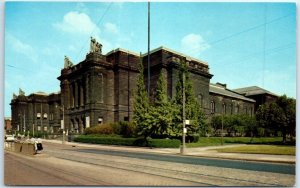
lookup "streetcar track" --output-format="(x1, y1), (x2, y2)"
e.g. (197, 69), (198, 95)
(46, 149), (282, 186)
(52, 152), (213, 186)
(5, 152), (113, 185)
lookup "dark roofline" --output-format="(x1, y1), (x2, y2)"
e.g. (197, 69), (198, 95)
(233, 86), (279, 97)
(141, 46), (208, 66)
(210, 83), (256, 103)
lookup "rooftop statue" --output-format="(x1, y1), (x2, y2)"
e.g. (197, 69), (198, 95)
(90, 37), (103, 54)
(13, 93), (17, 99)
(64, 55), (73, 68)
(19, 88), (25, 96)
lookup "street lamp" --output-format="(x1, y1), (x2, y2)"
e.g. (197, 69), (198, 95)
(221, 103), (225, 145)
(56, 104), (65, 144)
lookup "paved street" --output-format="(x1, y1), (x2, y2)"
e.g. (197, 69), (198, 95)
(4, 141), (295, 186)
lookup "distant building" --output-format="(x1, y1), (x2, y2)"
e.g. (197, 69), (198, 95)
(4, 117), (11, 131)
(142, 46), (212, 115)
(57, 46), (140, 133)
(209, 83), (255, 117)
(10, 38), (275, 134)
(10, 90), (61, 133)
(233, 86), (278, 111)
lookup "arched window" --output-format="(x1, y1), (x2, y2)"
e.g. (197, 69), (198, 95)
(210, 101), (215, 114)
(223, 103), (226, 114)
(235, 105), (239, 114)
(198, 94), (203, 107)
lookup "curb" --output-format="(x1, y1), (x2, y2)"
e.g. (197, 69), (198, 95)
(42, 140), (295, 165)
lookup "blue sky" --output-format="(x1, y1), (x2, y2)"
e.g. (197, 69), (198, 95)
(4, 2), (296, 117)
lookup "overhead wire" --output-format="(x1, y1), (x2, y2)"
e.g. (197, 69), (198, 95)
(6, 64), (35, 73)
(74, 2), (113, 63)
(238, 43), (295, 64)
(208, 12), (293, 46)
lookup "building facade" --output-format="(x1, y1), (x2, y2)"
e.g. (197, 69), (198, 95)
(142, 46), (213, 115)
(10, 90), (61, 133)
(4, 117), (12, 132)
(9, 39), (271, 134)
(209, 83), (255, 116)
(57, 39), (140, 133)
(233, 86), (278, 112)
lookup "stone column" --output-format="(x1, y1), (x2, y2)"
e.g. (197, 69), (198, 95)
(79, 119), (83, 134)
(80, 81), (84, 106)
(69, 84), (74, 108)
(85, 75), (89, 104)
(74, 81), (78, 107)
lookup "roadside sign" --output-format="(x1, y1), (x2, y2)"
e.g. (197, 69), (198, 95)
(183, 127), (187, 134)
(61, 120), (64, 129)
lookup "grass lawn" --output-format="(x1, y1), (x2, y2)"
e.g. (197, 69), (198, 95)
(186, 137), (292, 148)
(215, 145), (296, 155)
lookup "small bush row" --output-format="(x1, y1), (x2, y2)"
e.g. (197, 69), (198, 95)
(84, 121), (137, 137)
(74, 135), (181, 148)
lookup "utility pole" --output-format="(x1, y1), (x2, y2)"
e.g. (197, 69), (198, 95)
(62, 105), (65, 144)
(58, 104), (65, 144)
(127, 51), (130, 121)
(221, 103), (224, 145)
(41, 103), (43, 132)
(147, 1), (150, 97)
(181, 69), (186, 154)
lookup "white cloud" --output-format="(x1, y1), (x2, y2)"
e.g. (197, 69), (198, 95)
(53, 11), (100, 37)
(6, 33), (38, 62)
(104, 22), (119, 34)
(181, 33), (210, 57)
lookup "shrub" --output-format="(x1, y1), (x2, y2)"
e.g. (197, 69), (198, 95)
(74, 135), (136, 146)
(74, 135), (181, 148)
(84, 123), (114, 135)
(111, 122), (122, 135)
(148, 138), (181, 148)
(120, 121), (137, 138)
(186, 134), (200, 143)
(111, 121), (137, 138)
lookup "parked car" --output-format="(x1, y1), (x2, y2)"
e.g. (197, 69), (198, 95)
(5, 135), (15, 142)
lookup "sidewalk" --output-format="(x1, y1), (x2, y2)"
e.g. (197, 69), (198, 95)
(42, 139), (295, 164)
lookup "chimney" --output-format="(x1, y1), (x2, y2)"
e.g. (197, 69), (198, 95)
(216, 82), (227, 88)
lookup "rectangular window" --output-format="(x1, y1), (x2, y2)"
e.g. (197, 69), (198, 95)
(210, 101), (215, 114)
(223, 104), (226, 114)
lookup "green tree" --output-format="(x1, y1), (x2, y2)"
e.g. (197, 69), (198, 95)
(275, 95), (296, 142)
(133, 58), (152, 138)
(256, 95), (295, 143)
(173, 61), (206, 137)
(150, 71), (174, 137)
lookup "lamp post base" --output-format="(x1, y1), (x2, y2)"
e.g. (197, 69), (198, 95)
(180, 145), (186, 155)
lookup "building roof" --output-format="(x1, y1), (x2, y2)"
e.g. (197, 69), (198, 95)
(32, 91), (48, 96)
(209, 83), (256, 102)
(141, 46), (208, 66)
(106, 48), (140, 57)
(233, 86), (278, 97)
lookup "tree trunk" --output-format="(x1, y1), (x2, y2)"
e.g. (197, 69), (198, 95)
(282, 129), (286, 143)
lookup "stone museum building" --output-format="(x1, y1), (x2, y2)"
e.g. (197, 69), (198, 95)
(10, 38), (278, 134)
